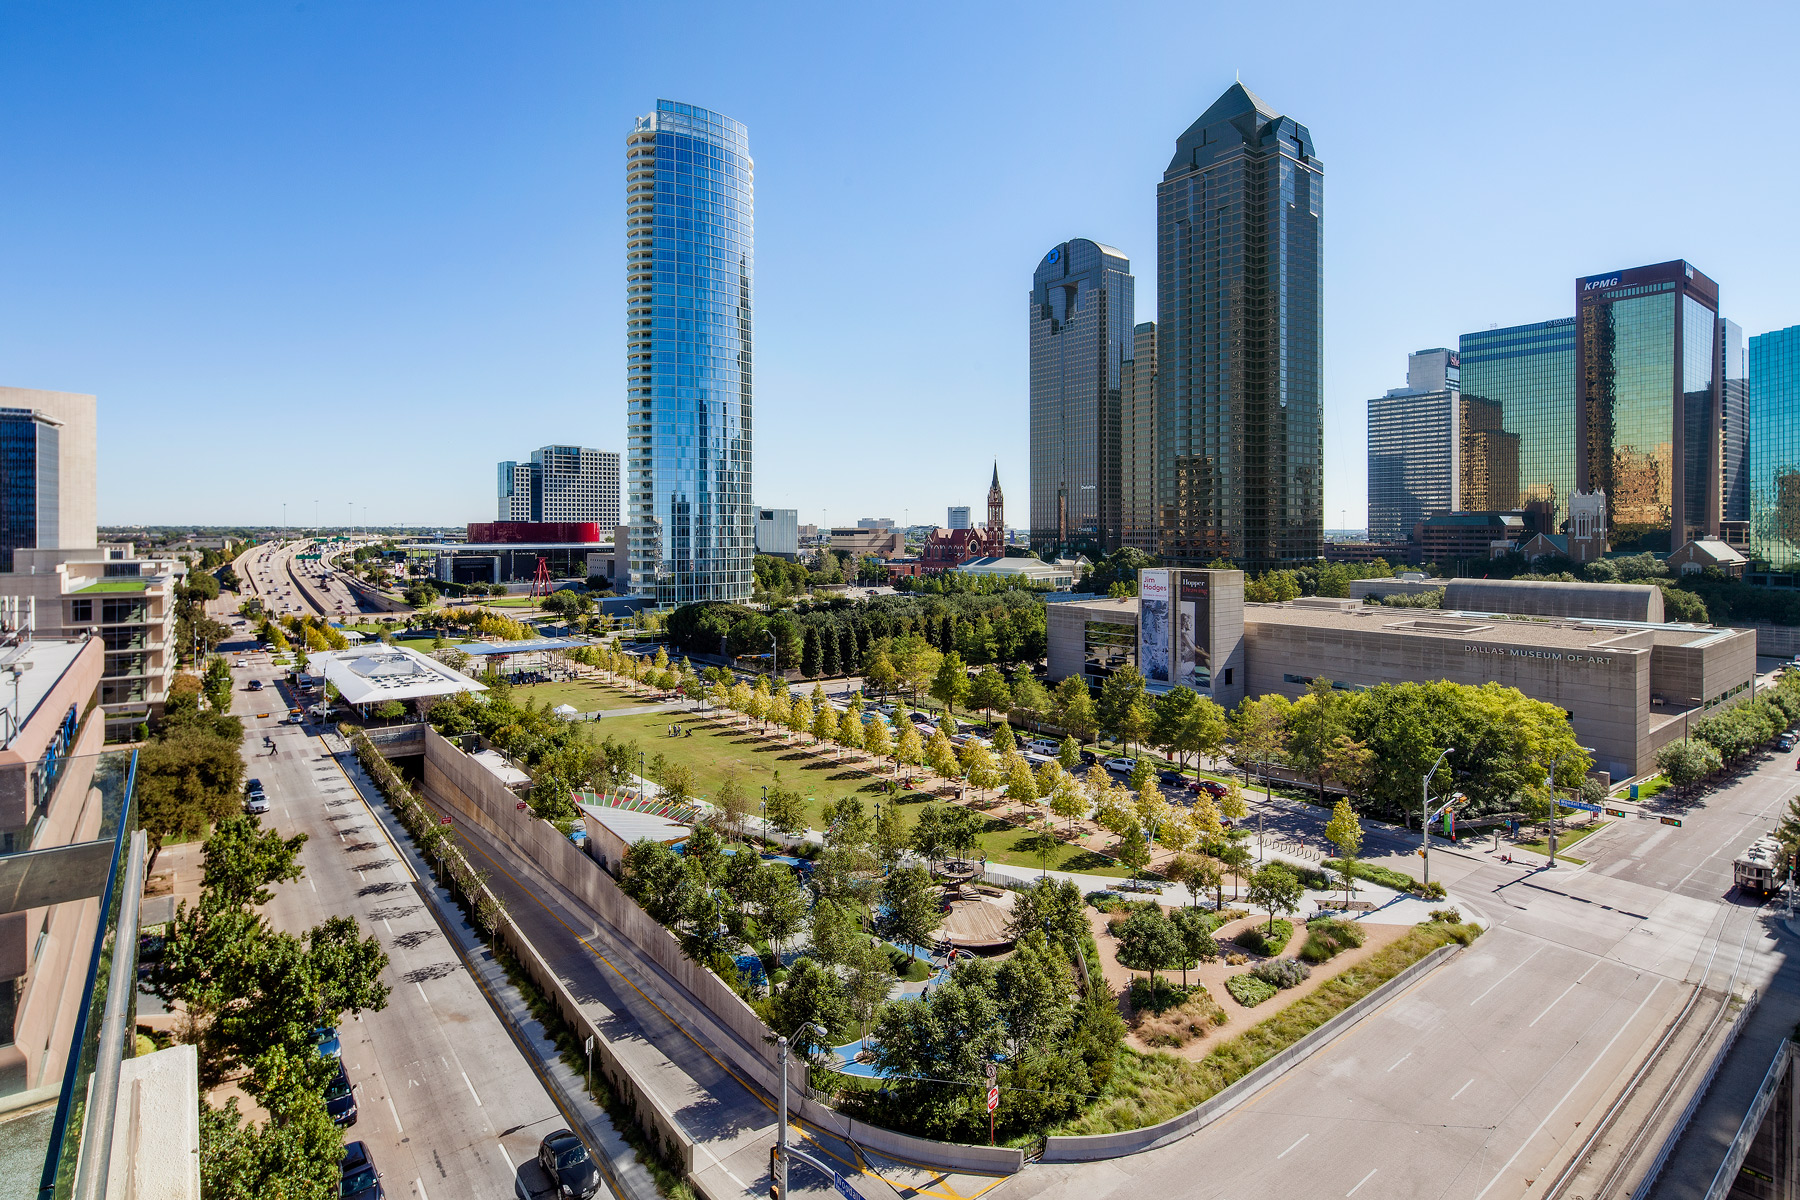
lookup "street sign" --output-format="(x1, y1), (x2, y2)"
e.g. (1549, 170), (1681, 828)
(987, 1086), (999, 1113)
(585, 1034), (594, 1054)
(439, 816), (452, 825)
(1661, 816), (1683, 827)
(1558, 800), (1606, 815)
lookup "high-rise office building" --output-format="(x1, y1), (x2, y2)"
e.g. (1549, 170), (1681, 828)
(0, 388), (95, 572)
(1122, 321), (1157, 553)
(1030, 239), (1133, 556)
(1366, 350), (1457, 544)
(1459, 318), (1577, 529)
(1575, 261), (1721, 550)
(1156, 82), (1323, 568)
(625, 100), (754, 603)
(946, 507), (971, 530)
(496, 447), (620, 527)
(1720, 318), (1749, 536)
(1750, 325), (1800, 570)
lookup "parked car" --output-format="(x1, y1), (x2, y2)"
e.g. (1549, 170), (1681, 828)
(324, 1060), (357, 1125)
(245, 792), (269, 815)
(1781, 732), (1797, 751)
(1079, 749), (1099, 767)
(340, 1141), (382, 1200)
(909, 712), (935, 726)
(1104, 757), (1138, 774)
(1190, 779), (1228, 798)
(537, 1129), (602, 1200)
(1025, 738), (1060, 756)
(1158, 770), (1185, 787)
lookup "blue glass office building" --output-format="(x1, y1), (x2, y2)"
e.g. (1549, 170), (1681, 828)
(1459, 319), (1576, 529)
(1750, 325), (1800, 570)
(0, 407), (60, 573)
(625, 101), (754, 603)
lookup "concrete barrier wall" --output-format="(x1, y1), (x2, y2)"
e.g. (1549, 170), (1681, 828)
(1749, 623), (1800, 660)
(1040, 942), (1460, 1162)
(486, 899), (696, 1174)
(419, 727), (1024, 1174)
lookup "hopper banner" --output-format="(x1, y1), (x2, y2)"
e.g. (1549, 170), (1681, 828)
(1177, 572), (1211, 690)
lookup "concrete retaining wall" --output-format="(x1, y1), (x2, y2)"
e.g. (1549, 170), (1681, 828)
(1040, 942), (1461, 1162)
(419, 727), (1023, 1173)
(1749, 623), (1800, 659)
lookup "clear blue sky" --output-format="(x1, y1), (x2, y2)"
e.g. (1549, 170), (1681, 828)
(4, 1), (1797, 532)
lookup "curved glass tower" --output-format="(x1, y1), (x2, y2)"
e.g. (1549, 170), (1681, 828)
(626, 100), (754, 603)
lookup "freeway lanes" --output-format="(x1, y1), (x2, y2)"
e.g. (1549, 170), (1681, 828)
(230, 637), (579, 1199)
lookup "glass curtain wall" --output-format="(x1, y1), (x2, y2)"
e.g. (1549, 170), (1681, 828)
(1458, 319), (1576, 530)
(1751, 325), (1800, 569)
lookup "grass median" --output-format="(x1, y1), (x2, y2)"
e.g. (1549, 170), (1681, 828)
(1049, 918), (1481, 1136)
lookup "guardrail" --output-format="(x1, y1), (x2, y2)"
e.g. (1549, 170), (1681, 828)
(1699, 1019), (1786, 1200)
(1629, 990), (1762, 1200)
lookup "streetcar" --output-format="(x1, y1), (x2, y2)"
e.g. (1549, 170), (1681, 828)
(1732, 835), (1790, 897)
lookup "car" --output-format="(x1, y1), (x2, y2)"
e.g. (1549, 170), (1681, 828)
(1104, 757), (1138, 774)
(1190, 779), (1228, 798)
(248, 679), (265, 691)
(1781, 733), (1797, 751)
(324, 1060), (357, 1125)
(311, 1026), (341, 1058)
(1159, 770), (1186, 787)
(537, 1129), (602, 1200)
(1025, 738), (1060, 756)
(340, 1141), (382, 1200)
(909, 711), (935, 726)
(1021, 751), (1054, 767)
(1079, 749), (1099, 767)
(245, 793), (269, 815)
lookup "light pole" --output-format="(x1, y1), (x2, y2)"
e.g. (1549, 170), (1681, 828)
(776, 1021), (830, 1200)
(1421, 748), (1454, 886)
(768, 631), (778, 680)
(1543, 745), (1595, 869)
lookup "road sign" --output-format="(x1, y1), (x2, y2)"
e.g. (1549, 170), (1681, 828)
(440, 816), (452, 825)
(1661, 816), (1683, 827)
(1558, 800), (1606, 815)
(987, 1086), (999, 1113)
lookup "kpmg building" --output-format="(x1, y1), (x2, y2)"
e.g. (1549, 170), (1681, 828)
(1029, 239), (1133, 557)
(1156, 82), (1323, 568)
(625, 101), (755, 603)
(1575, 261), (1723, 551)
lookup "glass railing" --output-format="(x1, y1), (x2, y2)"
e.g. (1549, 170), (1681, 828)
(0, 749), (138, 1200)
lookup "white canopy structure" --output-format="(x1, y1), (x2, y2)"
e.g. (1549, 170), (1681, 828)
(305, 645), (488, 709)
(552, 703), (579, 719)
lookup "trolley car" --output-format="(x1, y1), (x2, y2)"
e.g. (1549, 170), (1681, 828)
(1732, 835), (1789, 897)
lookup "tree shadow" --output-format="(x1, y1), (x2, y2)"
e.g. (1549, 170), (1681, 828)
(1058, 849), (1121, 873)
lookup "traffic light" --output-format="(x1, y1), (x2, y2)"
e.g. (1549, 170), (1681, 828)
(769, 1145), (780, 1200)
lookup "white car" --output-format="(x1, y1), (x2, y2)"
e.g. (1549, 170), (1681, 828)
(1025, 738), (1060, 756)
(1104, 757), (1139, 774)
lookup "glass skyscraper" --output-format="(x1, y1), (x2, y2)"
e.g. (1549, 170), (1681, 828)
(0, 408), (60, 573)
(1364, 349), (1507, 544)
(1121, 321), (1157, 553)
(1156, 82), (1323, 568)
(625, 101), (754, 603)
(1720, 318), (1749, 531)
(1750, 325), (1800, 570)
(1459, 318), (1577, 530)
(1029, 239), (1133, 557)
(1575, 261), (1720, 550)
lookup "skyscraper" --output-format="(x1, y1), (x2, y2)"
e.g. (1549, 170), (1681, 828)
(1121, 321), (1157, 553)
(1156, 82), (1323, 568)
(1459, 318), (1576, 529)
(946, 507), (971, 530)
(1719, 318), (1749, 536)
(1750, 324), (1800, 570)
(0, 387), (95, 573)
(625, 101), (754, 603)
(1366, 350), (1460, 544)
(1575, 261), (1721, 550)
(1029, 239), (1133, 556)
(496, 446), (620, 527)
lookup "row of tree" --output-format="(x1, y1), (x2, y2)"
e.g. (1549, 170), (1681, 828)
(1656, 672), (1800, 786)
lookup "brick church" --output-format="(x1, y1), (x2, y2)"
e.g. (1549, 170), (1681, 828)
(921, 465), (1006, 572)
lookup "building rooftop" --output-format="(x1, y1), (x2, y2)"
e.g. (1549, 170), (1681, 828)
(580, 803), (690, 845)
(306, 645), (488, 707)
(73, 579), (148, 594)
(1244, 601), (1727, 651)
(458, 638), (592, 657)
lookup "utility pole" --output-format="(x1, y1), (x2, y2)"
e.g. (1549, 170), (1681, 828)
(1542, 745), (1595, 869)
(1421, 748), (1454, 886)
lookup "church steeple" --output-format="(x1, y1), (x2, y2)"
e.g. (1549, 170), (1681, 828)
(986, 463), (1005, 554)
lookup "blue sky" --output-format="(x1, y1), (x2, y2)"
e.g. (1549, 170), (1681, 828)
(4, 1), (1797, 532)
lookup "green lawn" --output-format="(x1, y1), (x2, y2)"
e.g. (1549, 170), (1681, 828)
(1516, 819), (1607, 863)
(77, 579), (149, 594)
(1614, 775), (1669, 801)
(580, 711), (1133, 877)
(393, 636), (466, 652)
(512, 679), (657, 713)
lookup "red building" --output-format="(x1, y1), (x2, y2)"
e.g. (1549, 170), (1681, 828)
(466, 521), (603, 544)
(921, 465), (1006, 571)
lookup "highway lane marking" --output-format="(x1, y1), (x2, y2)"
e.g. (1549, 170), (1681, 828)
(1528, 964), (1598, 1028)
(1467, 946), (1543, 1005)
(309, 877), (316, 892)
(417, 982), (430, 1005)
(1385, 1053), (1411, 1073)
(1276, 1134), (1309, 1159)
(1472, 979), (1663, 1200)
(1346, 1168), (1377, 1196)
(463, 1070), (482, 1106)
(494, 1141), (512, 1170)
(386, 1093), (404, 1133)
(1451, 1079), (1474, 1101)
(413, 1180), (428, 1200)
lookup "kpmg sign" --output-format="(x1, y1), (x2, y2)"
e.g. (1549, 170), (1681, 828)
(1581, 274), (1622, 292)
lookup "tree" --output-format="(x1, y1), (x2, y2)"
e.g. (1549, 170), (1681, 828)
(764, 785), (807, 835)
(989, 720), (1016, 754)
(1009, 670), (1052, 726)
(910, 804), (949, 870)
(203, 656), (234, 713)
(714, 772), (755, 841)
(752, 864), (807, 954)
(1116, 825), (1150, 878)
(1047, 769), (1088, 833)
(201, 814), (305, 908)
(1169, 907), (1218, 987)
(895, 721), (925, 775)
(960, 740), (999, 798)
(878, 865), (942, 950)
(1128, 758), (1154, 793)
(1324, 798), (1364, 903)
(1096, 666), (1147, 741)
(1188, 790), (1223, 841)
(772, 959), (849, 1055)
(874, 801), (910, 873)
(971, 666), (1013, 722)
(1218, 842), (1252, 901)
(864, 649), (899, 696)
(137, 725), (250, 872)
(657, 761), (696, 806)
(942, 805), (985, 863)
(843, 937), (895, 1039)
(1053, 676), (1097, 742)
(1248, 862), (1302, 934)
(926, 730), (961, 780)
(863, 714), (895, 765)
(1003, 754), (1040, 807)
(1658, 737), (1722, 789)
(931, 651), (972, 716)
(1322, 735), (1376, 800)
(1115, 906), (1180, 989)
(374, 699), (407, 723)
(1117, 698), (1154, 758)
(889, 633), (941, 703)
(811, 700), (839, 746)
(200, 1088), (342, 1200)
(997, 931), (1073, 1044)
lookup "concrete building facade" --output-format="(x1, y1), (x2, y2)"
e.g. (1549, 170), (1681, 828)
(755, 508), (798, 557)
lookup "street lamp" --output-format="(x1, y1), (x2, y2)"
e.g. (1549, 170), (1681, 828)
(768, 631), (778, 680)
(1421, 748), (1454, 886)
(775, 1021), (831, 1200)
(1543, 745), (1595, 868)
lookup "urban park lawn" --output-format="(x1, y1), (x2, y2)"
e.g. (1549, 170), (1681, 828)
(578, 710), (1133, 878)
(511, 679), (660, 714)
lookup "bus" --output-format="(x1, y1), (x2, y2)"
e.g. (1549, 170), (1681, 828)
(1733, 836), (1789, 897)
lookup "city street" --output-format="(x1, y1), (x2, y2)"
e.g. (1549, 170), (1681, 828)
(224, 631), (580, 1199)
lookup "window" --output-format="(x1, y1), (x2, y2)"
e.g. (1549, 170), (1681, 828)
(100, 598), (146, 624)
(69, 599), (91, 622)
(1223, 667), (1233, 685)
(103, 563), (139, 577)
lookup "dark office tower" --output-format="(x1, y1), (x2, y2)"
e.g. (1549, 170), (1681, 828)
(1029, 239), (1133, 557)
(1461, 395), (1520, 513)
(1719, 318), (1749, 539)
(625, 101), (754, 603)
(1460, 318), (1577, 528)
(1156, 82), (1323, 568)
(1575, 261), (1721, 551)
(1121, 322), (1157, 553)
(0, 408), (60, 573)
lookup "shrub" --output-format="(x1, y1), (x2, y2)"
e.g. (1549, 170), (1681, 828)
(1292, 865), (1332, 891)
(1300, 919), (1367, 964)
(1323, 858), (1417, 891)
(1128, 977), (1191, 1014)
(1428, 908), (1462, 924)
(1233, 919), (1294, 957)
(1224, 952), (1248, 966)
(1251, 958), (1311, 989)
(1134, 990), (1229, 1048)
(1225, 973), (1279, 1007)
(1413, 880), (1447, 900)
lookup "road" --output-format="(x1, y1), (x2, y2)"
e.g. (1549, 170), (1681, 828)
(1007, 747), (1800, 1200)
(237, 538), (389, 620)
(225, 625), (582, 1198)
